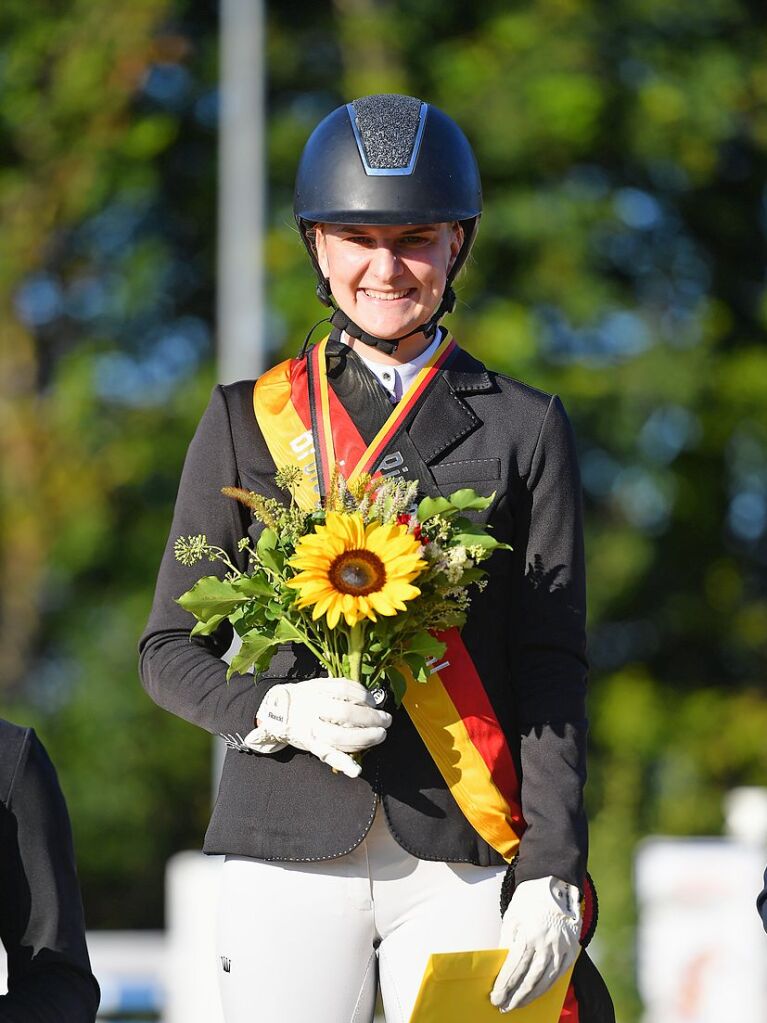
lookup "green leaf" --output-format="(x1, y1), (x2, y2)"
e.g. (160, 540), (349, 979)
(385, 665), (407, 707)
(447, 488), (495, 510)
(261, 549), (285, 573)
(459, 567), (487, 584)
(257, 529), (284, 572)
(451, 521), (488, 536)
(451, 515), (473, 530)
(230, 603), (270, 636)
(417, 496), (455, 521)
(190, 613), (228, 637)
(261, 598), (284, 622)
(228, 631), (280, 677)
(454, 531), (508, 549)
(403, 652), (430, 683)
(176, 576), (251, 621)
(407, 631), (446, 660)
(232, 574), (274, 597)
(176, 576), (276, 621)
(257, 528), (278, 551)
(273, 617), (306, 643)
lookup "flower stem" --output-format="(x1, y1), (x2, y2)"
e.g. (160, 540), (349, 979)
(347, 622), (365, 683)
(284, 619), (331, 671)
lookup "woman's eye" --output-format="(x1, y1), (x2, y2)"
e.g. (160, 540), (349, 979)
(400, 235), (431, 247)
(347, 235), (374, 246)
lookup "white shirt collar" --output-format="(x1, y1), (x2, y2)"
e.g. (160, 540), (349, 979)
(340, 328), (444, 403)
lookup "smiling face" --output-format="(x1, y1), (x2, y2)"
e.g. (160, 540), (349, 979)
(314, 222), (463, 360)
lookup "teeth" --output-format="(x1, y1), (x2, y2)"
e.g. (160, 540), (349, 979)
(363, 289), (410, 300)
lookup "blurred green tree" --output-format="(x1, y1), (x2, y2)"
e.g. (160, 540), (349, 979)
(0, 0), (220, 925)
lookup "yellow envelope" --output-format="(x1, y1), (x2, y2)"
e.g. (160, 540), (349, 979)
(408, 949), (577, 1023)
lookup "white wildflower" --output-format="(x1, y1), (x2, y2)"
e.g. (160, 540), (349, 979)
(447, 545), (468, 567)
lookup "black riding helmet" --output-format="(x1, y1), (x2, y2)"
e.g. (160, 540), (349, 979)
(294, 94), (482, 354)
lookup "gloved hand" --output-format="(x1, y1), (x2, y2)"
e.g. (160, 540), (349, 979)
(490, 875), (581, 1013)
(241, 677), (392, 778)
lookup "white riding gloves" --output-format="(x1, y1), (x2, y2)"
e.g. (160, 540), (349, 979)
(490, 875), (581, 1013)
(242, 677), (392, 779)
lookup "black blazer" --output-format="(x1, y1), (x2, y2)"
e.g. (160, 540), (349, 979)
(139, 343), (589, 888)
(0, 721), (99, 1023)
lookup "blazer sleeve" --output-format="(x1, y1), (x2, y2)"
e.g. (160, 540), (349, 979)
(138, 384), (270, 737)
(511, 394), (589, 889)
(0, 729), (100, 1023)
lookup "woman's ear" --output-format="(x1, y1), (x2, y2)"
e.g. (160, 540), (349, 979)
(447, 221), (464, 272)
(314, 224), (330, 277)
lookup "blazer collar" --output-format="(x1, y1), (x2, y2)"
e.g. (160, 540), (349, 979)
(443, 346), (494, 395)
(407, 344), (495, 465)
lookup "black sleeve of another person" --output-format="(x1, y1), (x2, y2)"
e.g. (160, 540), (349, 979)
(0, 724), (99, 1023)
(758, 867), (767, 933)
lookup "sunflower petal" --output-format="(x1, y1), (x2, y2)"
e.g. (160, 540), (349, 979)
(368, 591), (398, 616)
(325, 599), (342, 629)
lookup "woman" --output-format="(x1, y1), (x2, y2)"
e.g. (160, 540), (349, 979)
(139, 94), (612, 1022)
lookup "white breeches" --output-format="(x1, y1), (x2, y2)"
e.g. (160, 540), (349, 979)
(216, 802), (505, 1023)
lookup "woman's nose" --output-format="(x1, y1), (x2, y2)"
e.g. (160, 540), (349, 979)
(369, 243), (401, 279)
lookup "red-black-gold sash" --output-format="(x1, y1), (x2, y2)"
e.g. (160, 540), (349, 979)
(307, 333), (457, 493)
(253, 336), (525, 862)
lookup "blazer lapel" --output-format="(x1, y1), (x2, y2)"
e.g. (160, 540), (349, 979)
(407, 346), (495, 466)
(324, 339), (442, 496)
(321, 337), (495, 497)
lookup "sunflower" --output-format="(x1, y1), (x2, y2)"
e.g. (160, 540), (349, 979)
(286, 512), (427, 628)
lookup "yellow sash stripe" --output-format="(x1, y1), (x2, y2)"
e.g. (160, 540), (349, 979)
(402, 667), (521, 861)
(253, 360), (320, 511)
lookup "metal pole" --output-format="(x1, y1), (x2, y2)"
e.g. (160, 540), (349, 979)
(214, 0), (266, 796)
(217, 0), (266, 384)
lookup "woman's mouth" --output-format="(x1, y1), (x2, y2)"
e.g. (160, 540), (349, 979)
(360, 288), (414, 301)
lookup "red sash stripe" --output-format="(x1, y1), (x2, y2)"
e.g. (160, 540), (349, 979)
(561, 984), (580, 1020)
(288, 357), (312, 431)
(436, 631), (525, 831)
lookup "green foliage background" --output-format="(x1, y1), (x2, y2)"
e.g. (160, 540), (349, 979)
(2, 1), (766, 1018)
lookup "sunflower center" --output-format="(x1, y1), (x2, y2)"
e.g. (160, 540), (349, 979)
(328, 549), (386, 596)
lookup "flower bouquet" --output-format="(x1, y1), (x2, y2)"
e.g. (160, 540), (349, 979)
(174, 469), (509, 707)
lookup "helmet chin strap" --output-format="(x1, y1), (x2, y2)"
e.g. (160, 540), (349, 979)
(328, 285), (456, 356)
